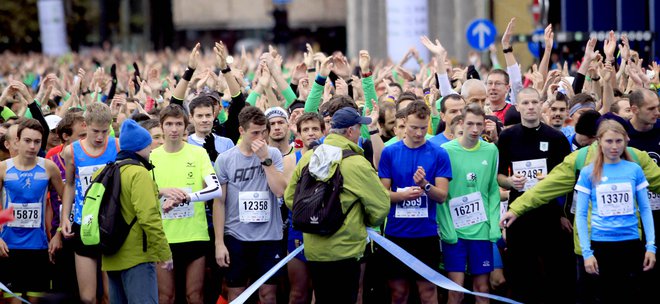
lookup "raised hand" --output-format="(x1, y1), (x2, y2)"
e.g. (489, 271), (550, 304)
(188, 42), (201, 69)
(396, 65), (415, 82)
(501, 18), (516, 49)
(214, 41), (228, 69)
(332, 56), (351, 79)
(420, 36), (447, 59)
(603, 31), (617, 61)
(304, 43), (315, 67)
(319, 56), (334, 78)
(291, 62), (307, 85)
(544, 24), (554, 50)
(359, 50), (371, 73)
(619, 34), (630, 61)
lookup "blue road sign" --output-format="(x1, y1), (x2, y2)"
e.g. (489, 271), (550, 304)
(466, 19), (497, 51)
(528, 28), (545, 58)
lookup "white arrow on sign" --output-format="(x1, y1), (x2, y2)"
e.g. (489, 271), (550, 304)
(471, 22), (492, 49)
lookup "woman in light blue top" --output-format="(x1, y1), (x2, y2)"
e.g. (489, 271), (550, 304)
(575, 120), (655, 303)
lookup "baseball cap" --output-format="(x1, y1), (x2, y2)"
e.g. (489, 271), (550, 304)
(264, 107), (289, 121)
(45, 114), (62, 131)
(331, 107), (371, 129)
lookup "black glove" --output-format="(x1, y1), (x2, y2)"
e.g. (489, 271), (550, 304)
(467, 65), (481, 80)
(111, 63), (117, 79)
(132, 62), (141, 92)
(203, 133), (218, 162)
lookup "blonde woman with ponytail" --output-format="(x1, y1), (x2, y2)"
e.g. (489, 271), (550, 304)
(574, 120), (656, 303)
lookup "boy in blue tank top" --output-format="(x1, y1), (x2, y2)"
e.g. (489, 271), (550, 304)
(0, 119), (65, 303)
(60, 102), (117, 304)
(282, 112), (325, 304)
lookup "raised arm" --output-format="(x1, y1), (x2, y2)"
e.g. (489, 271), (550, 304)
(599, 62), (615, 114)
(538, 24), (554, 80)
(501, 18), (523, 105)
(421, 36), (456, 97)
(171, 42), (201, 106)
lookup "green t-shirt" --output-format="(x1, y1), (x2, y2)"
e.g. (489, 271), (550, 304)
(438, 139), (501, 244)
(150, 143), (214, 244)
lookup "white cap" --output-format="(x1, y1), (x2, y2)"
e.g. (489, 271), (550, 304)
(264, 107), (289, 122)
(45, 115), (62, 131)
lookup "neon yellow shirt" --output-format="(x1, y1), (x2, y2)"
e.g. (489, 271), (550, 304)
(150, 143), (214, 243)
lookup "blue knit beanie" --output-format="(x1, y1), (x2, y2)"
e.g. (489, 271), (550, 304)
(119, 119), (152, 152)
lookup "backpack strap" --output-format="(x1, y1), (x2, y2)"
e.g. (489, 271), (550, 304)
(626, 147), (640, 164)
(340, 150), (359, 216)
(116, 158), (141, 167)
(342, 149), (358, 159)
(115, 158), (145, 251)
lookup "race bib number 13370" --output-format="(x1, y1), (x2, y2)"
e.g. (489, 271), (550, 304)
(596, 183), (634, 217)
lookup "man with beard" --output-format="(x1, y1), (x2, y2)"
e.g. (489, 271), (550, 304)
(378, 102), (397, 143)
(544, 94), (574, 138)
(265, 107), (293, 157)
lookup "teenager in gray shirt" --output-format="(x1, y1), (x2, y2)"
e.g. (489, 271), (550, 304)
(212, 106), (287, 304)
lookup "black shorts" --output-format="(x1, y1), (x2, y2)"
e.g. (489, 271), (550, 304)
(0, 249), (50, 295)
(382, 235), (441, 280)
(170, 241), (209, 268)
(71, 223), (102, 259)
(224, 234), (284, 288)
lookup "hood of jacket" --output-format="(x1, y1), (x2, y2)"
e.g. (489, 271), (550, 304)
(308, 134), (363, 181)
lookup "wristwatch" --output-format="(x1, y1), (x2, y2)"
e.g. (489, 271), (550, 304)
(261, 158), (273, 167)
(424, 183), (432, 193)
(502, 46), (513, 54)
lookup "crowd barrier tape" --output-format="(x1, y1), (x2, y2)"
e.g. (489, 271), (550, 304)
(0, 282), (31, 304)
(230, 245), (304, 304)
(366, 229), (521, 304)
(232, 229), (521, 304)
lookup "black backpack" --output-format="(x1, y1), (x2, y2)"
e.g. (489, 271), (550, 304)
(81, 158), (142, 255)
(292, 149), (358, 235)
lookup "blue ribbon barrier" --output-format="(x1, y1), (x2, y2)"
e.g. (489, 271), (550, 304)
(230, 245), (304, 304)
(231, 229), (521, 304)
(0, 282), (31, 304)
(367, 229), (521, 304)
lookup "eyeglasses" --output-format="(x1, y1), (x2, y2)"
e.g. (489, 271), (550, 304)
(486, 81), (507, 87)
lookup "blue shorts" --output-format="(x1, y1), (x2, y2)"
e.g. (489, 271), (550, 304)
(442, 239), (494, 275)
(224, 235), (284, 288)
(493, 242), (503, 269)
(287, 227), (306, 262)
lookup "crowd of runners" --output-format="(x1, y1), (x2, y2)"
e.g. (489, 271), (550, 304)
(0, 17), (659, 304)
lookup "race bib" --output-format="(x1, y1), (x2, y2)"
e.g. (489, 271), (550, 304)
(79, 165), (104, 195)
(161, 188), (194, 220)
(395, 187), (428, 218)
(7, 203), (41, 228)
(449, 192), (487, 229)
(511, 158), (547, 191)
(649, 191), (660, 211)
(239, 191), (271, 223)
(596, 183), (634, 217)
